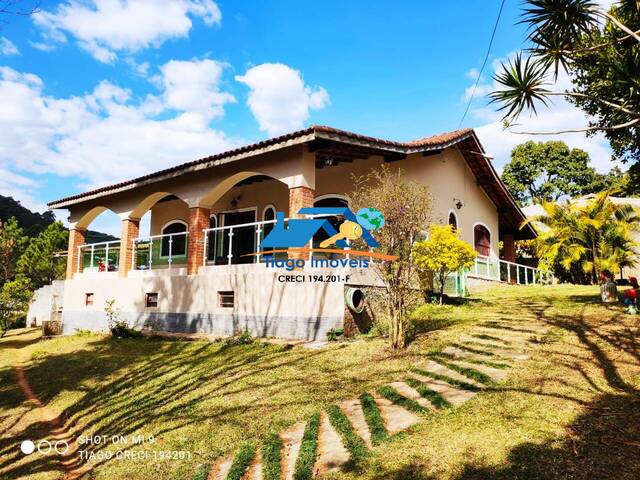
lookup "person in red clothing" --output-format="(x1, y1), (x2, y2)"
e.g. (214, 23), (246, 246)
(624, 277), (639, 313)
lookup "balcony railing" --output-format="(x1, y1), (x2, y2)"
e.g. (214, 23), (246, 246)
(470, 255), (554, 285)
(201, 215), (360, 266)
(203, 218), (301, 265)
(78, 240), (121, 272)
(132, 232), (188, 270)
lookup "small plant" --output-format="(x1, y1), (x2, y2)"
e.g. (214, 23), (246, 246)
(105, 299), (141, 338)
(74, 328), (96, 337)
(326, 328), (344, 341)
(223, 329), (254, 347)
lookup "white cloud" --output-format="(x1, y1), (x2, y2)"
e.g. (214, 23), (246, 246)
(463, 56), (619, 174)
(0, 37), (19, 56)
(235, 63), (330, 136)
(0, 62), (239, 209)
(29, 41), (56, 52)
(158, 59), (235, 120)
(33, 0), (222, 62)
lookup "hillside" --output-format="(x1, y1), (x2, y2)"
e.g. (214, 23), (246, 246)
(0, 195), (117, 242)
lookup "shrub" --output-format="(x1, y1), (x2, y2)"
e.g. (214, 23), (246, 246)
(223, 329), (254, 347)
(105, 300), (141, 339)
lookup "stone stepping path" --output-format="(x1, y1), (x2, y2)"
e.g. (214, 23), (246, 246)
(195, 321), (546, 480)
(407, 371), (476, 405)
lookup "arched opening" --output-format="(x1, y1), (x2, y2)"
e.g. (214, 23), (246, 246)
(74, 208), (121, 273)
(160, 221), (187, 257)
(312, 195), (349, 257)
(129, 192), (190, 270)
(448, 210), (458, 230)
(474, 223), (491, 257)
(201, 173), (289, 265)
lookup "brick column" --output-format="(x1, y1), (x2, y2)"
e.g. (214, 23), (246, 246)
(288, 186), (315, 260)
(502, 234), (516, 263)
(187, 206), (210, 275)
(118, 218), (140, 277)
(66, 228), (86, 280)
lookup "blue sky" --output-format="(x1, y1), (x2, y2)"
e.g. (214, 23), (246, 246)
(0, 0), (618, 230)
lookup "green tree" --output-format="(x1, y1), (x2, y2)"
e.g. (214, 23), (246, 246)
(490, 1), (640, 164)
(0, 276), (32, 337)
(502, 140), (603, 205)
(0, 217), (28, 287)
(17, 221), (69, 290)
(350, 166), (433, 349)
(525, 190), (640, 284)
(412, 225), (477, 305)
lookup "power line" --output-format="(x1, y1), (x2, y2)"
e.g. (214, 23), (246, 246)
(458, 0), (506, 129)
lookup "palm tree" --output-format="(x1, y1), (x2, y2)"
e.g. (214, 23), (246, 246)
(524, 191), (640, 284)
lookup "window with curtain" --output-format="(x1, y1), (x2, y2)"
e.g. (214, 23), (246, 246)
(474, 224), (491, 257)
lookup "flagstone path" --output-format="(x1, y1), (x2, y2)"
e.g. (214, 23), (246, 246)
(196, 318), (548, 480)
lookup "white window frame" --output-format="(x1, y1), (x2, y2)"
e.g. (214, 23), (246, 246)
(472, 221), (493, 258)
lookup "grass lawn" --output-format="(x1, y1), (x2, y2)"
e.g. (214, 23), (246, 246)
(1, 284), (639, 479)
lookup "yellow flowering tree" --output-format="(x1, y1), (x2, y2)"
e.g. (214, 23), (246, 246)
(412, 224), (476, 305)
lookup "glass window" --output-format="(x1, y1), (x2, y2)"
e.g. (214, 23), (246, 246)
(448, 212), (458, 229)
(146, 292), (158, 308)
(474, 224), (491, 256)
(161, 222), (187, 257)
(218, 291), (234, 308)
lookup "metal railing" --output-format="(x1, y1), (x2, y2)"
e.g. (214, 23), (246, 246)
(77, 240), (121, 272)
(470, 255), (554, 285)
(132, 232), (188, 270)
(202, 216), (354, 266)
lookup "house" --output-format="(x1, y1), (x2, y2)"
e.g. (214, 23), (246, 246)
(48, 125), (545, 340)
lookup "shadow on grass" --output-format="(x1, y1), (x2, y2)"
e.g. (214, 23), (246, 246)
(456, 392), (640, 480)
(0, 333), (410, 479)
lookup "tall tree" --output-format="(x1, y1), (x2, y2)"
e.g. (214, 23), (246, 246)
(502, 140), (602, 205)
(17, 221), (69, 290)
(490, 1), (640, 164)
(0, 217), (28, 287)
(350, 166), (433, 349)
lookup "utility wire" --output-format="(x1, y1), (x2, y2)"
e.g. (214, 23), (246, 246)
(458, 0), (506, 129)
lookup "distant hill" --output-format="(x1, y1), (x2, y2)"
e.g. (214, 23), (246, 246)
(0, 195), (118, 242)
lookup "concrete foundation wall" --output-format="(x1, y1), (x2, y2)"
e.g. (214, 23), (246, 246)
(61, 265), (347, 340)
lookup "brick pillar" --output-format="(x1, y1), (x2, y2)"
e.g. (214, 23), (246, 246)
(502, 234), (516, 263)
(118, 218), (140, 277)
(187, 206), (210, 275)
(66, 229), (86, 280)
(288, 186), (315, 260)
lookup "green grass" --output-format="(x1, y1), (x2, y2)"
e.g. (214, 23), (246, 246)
(450, 342), (496, 356)
(293, 412), (321, 480)
(261, 432), (283, 480)
(3, 284), (640, 480)
(410, 366), (481, 392)
(429, 351), (511, 370)
(377, 385), (427, 413)
(435, 360), (497, 387)
(191, 463), (210, 480)
(326, 404), (368, 467)
(226, 442), (256, 480)
(404, 377), (451, 409)
(358, 393), (389, 445)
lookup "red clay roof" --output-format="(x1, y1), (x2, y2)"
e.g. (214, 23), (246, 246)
(47, 126), (474, 208)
